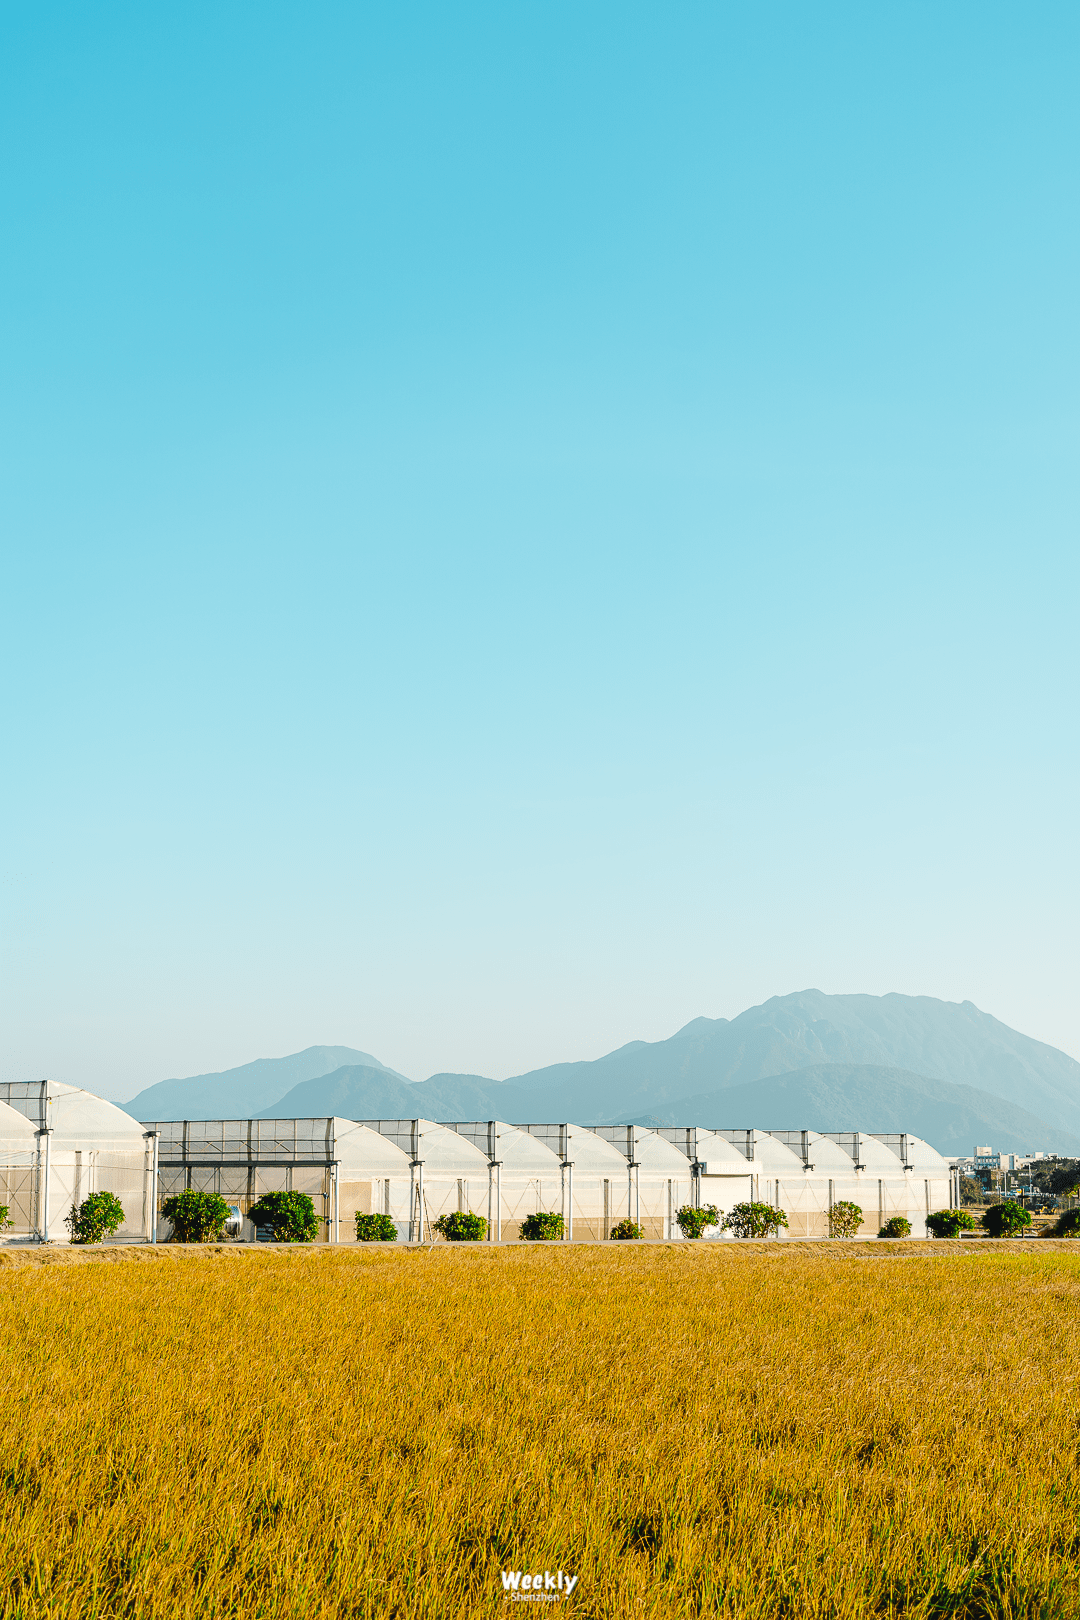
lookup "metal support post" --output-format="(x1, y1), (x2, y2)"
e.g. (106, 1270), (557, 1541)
(565, 1162), (573, 1241)
(36, 1128), (53, 1243)
(143, 1130), (161, 1243)
(409, 1161), (425, 1242)
(488, 1160), (503, 1242)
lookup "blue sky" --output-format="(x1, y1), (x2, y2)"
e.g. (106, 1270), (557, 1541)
(2, 1), (1077, 1098)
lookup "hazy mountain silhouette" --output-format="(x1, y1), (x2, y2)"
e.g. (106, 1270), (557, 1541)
(496, 992), (1080, 1134)
(609, 1064), (1080, 1156)
(254, 1065), (533, 1122)
(125, 993), (1080, 1156)
(125, 1046), (408, 1121)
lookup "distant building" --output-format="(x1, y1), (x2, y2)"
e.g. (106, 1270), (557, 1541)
(973, 1147), (1037, 1174)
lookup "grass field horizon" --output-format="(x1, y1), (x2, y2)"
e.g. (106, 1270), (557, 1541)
(2, 1244), (1078, 1618)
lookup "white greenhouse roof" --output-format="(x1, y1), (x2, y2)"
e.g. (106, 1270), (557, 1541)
(886, 1133), (951, 1175)
(820, 1132), (906, 1173)
(739, 1131), (806, 1175)
(566, 1125), (639, 1175)
(772, 1131), (859, 1174)
(437, 1121), (565, 1174)
(692, 1130), (757, 1173)
(632, 1130), (696, 1174)
(0, 1080), (146, 1150)
(585, 1127), (693, 1175)
(0, 1100), (36, 1143)
(492, 1124), (563, 1174)
(49, 1082), (148, 1148)
(511, 1123), (631, 1176)
(357, 1119), (491, 1176)
(332, 1121), (412, 1176)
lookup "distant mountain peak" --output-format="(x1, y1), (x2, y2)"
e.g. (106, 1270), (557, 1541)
(672, 1016), (728, 1040)
(124, 1044), (410, 1122)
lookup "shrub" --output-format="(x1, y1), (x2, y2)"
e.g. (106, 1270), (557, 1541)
(828, 1200), (864, 1238)
(1049, 1208), (1080, 1238)
(433, 1211), (487, 1242)
(1047, 1164), (1080, 1197)
(66, 1191), (126, 1246)
(161, 1190), (231, 1243)
(249, 1191), (320, 1243)
(723, 1202), (789, 1239)
(878, 1216), (912, 1239)
(354, 1212), (397, 1242)
(0, 1204), (11, 1231)
(675, 1204), (720, 1240)
(520, 1211), (564, 1241)
(981, 1200), (1033, 1239)
(925, 1208), (977, 1238)
(610, 1219), (644, 1240)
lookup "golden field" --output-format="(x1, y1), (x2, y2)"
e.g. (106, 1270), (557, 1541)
(1, 1242), (1078, 1620)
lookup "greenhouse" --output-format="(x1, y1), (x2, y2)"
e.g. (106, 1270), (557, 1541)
(819, 1131), (935, 1232)
(0, 1100), (38, 1238)
(587, 1126), (700, 1237)
(137, 1112), (957, 1242)
(147, 1116), (426, 1241)
(0, 1080), (156, 1243)
(511, 1122), (643, 1239)
(0, 1080), (961, 1245)
(868, 1133), (953, 1229)
(353, 1118), (496, 1238)
(440, 1121), (564, 1240)
(656, 1128), (756, 1225)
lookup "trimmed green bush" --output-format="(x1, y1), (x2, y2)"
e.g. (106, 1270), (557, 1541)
(249, 1191), (320, 1243)
(354, 1212), (397, 1242)
(609, 1219), (644, 1240)
(828, 1200), (864, 1238)
(675, 1204), (720, 1240)
(161, 1190), (231, 1243)
(66, 1191), (126, 1245)
(878, 1216), (912, 1238)
(1049, 1208), (1080, 1238)
(925, 1208), (977, 1238)
(520, 1211), (564, 1241)
(723, 1202), (789, 1239)
(433, 1211), (487, 1241)
(981, 1199), (1032, 1239)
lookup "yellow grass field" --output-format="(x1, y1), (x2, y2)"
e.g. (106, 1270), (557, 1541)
(1, 1243), (1078, 1619)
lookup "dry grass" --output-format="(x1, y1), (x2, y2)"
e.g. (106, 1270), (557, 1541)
(1, 1242), (1079, 1619)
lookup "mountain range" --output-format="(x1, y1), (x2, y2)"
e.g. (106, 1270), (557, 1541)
(128, 1045), (408, 1123)
(123, 991), (1080, 1157)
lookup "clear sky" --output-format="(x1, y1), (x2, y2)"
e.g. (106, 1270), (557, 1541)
(2, 1), (1077, 1100)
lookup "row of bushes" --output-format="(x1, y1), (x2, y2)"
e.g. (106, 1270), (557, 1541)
(55, 1191), (319, 1247)
(673, 1200), (900, 1240)
(47, 1190), (1080, 1247)
(926, 1201), (1080, 1239)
